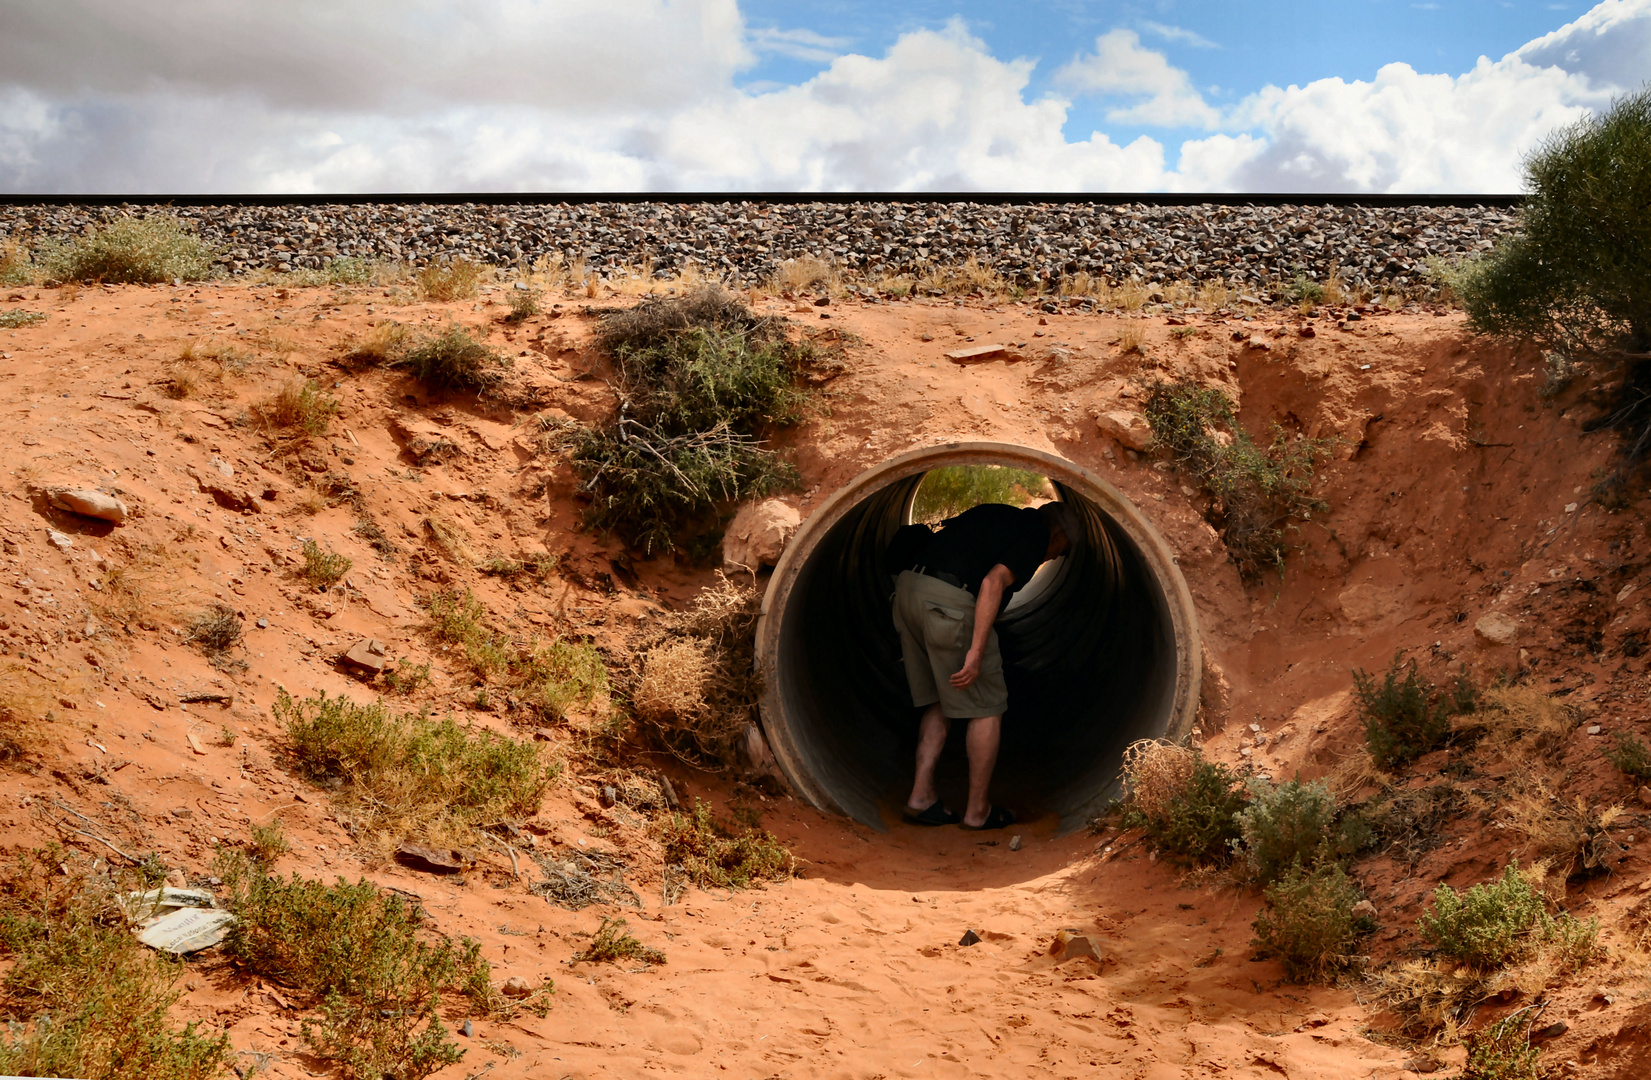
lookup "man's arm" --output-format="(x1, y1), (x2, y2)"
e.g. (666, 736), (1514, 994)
(950, 563), (1015, 689)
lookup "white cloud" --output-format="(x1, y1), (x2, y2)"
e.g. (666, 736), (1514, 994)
(0, 0), (1646, 194)
(1056, 30), (1223, 129)
(1140, 22), (1219, 49)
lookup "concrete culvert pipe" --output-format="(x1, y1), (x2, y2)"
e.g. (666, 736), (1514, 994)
(755, 443), (1201, 832)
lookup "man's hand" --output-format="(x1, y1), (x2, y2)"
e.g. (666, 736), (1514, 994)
(950, 647), (983, 688)
(951, 563), (1013, 691)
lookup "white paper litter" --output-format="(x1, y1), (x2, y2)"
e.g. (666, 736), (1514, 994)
(134, 906), (238, 954)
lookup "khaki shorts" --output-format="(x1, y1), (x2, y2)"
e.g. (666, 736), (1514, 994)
(892, 570), (1009, 719)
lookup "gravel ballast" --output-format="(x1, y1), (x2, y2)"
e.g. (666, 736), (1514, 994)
(0, 200), (1517, 291)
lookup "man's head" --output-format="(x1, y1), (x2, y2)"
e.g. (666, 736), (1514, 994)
(1038, 500), (1081, 559)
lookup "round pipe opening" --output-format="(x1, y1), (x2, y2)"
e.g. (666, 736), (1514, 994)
(756, 443), (1201, 832)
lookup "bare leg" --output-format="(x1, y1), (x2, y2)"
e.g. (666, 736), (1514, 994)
(962, 714), (1002, 827)
(905, 703), (949, 811)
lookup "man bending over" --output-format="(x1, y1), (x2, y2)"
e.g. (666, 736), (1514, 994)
(892, 500), (1077, 830)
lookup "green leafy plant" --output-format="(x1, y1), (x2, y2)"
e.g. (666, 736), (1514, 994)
(37, 214), (218, 284)
(248, 818), (290, 864)
(404, 325), (504, 390)
(572, 287), (810, 553)
(253, 378), (338, 435)
(1353, 654), (1475, 769)
(0, 308), (45, 329)
(1605, 731), (1651, 782)
(1285, 274), (1325, 304)
(0, 847), (233, 1080)
(911, 464), (1051, 523)
(301, 539), (353, 589)
(1121, 742), (1248, 866)
(503, 288), (540, 323)
(655, 799), (795, 890)
(1143, 380), (1334, 579)
(1251, 858), (1369, 983)
(1418, 862), (1595, 969)
(576, 916), (665, 965)
(1463, 1013), (1542, 1080)
(1235, 778), (1356, 884)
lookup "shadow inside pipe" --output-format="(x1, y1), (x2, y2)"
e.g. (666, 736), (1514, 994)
(771, 468), (1183, 834)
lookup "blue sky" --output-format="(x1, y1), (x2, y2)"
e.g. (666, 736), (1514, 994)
(0, 0), (1645, 193)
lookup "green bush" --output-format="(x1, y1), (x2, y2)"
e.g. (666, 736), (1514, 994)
(1143, 380), (1333, 580)
(39, 215), (218, 284)
(573, 287), (809, 553)
(1605, 731), (1651, 781)
(0, 308), (45, 329)
(1418, 862), (1596, 969)
(1235, 778), (1356, 884)
(1128, 753), (1249, 866)
(911, 464), (1050, 523)
(216, 851), (483, 1080)
(0, 848), (232, 1080)
(1464, 1014), (1541, 1080)
(1353, 655), (1475, 769)
(576, 916), (665, 965)
(1285, 274), (1325, 304)
(1251, 858), (1368, 983)
(655, 799), (795, 889)
(405, 325), (504, 390)
(301, 538), (353, 589)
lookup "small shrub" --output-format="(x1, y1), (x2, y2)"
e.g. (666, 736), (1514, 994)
(383, 662), (432, 696)
(1251, 858), (1368, 982)
(218, 725), (238, 747)
(343, 321), (410, 369)
(576, 916), (665, 965)
(635, 639), (715, 727)
(38, 214), (218, 284)
(1463, 1014), (1541, 1080)
(633, 574), (762, 767)
(302, 539), (353, 589)
(910, 464), (1051, 524)
(503, 289), (540, 323)
(186, 604), (242, 655)
(518, 637), (608, 720)
(164, 367), (201, 399)
(248, 818), (290, 863)
(1143, 380), (1334, 579)
(1285, 274), (1325, 304)
(416, 258), (482, 302)
(1606, 731), (1651, 781)
(1235, 778), (1344, 884)
(1121, 740), (1247, 866)
(215, 851), (482, 1080)
(404, 325), (503, 390)
(0, 308), (45, 329)
(0, 848), (233, 1080)
(253, 377), (338, 435)
(0, 241), (33, 285)
(655, 799), (795, 889)
(275, 689), (552, 844)
(1115, 324), (1144, 354)
(1417, 862), (1597, 969)
(1495, 786), (1625, 881)
(1353, 655), (1474, 769)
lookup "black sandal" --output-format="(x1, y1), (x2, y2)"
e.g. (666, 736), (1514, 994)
(901, 801), (961, 826)
(960, 806), (1016, 831)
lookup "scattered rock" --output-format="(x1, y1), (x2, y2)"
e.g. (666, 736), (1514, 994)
(395, 844), (467, 874)
(1638, 785), (1651, 809)
(46, 528), (74, 551)
(1093, 410), (1153, 451)
(943, 343), (1007, 363)
(49, 487), (128, 524)
(341, 638), (389, 675)
(1474, 611), (1518, 646)
(390, 416), (462, 463)
(1244, 335), (1270, 351)
(599, 785), (617, 808)
(958, 929), (982, 947)
(459, 1019), (474, 1038)
(185, 732), (207, 755)
(1008, 834), (1023, 852)
(722, 499), (801, 573)
(189, 468), (262, 512)
(1350, 900), (1377, 920)
(1049, 930), (1101, 963)
(1587, 724), (1602, 736)
(500, 976), (533, 999)
(1532, 1021), (1569, 1040)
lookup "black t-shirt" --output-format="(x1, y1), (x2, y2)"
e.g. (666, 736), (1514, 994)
(920, 503), (1049, 598)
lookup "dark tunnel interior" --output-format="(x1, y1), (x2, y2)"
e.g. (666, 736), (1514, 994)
(765, 468), (1188, 831)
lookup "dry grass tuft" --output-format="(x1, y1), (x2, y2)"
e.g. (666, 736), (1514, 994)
(1494, 784), (1625, 882)
(770, 256), (838, 294)
(654, 799), (795, 890)
(635, 639), (716, 728)
(1121, 739), (1197, 821)
(93, 539), (193, 628)
(576, 916), (665, 965)
(415, 258), (482, 302)
(186, 604), (242, 655)
(1455, 686), (1578, 763)
(252, 377), (338, 436)
(341, 321), (410, 369)
(1323, 747), (1395, 803)
(1115, 324), (1145, 354)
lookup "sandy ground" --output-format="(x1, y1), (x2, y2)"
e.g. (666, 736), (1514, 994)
(2, 279), (1650, 1079)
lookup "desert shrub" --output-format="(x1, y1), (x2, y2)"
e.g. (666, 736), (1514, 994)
(1494, 785), (1625, 881)
(1143, 380), (1334, 579)
(517, 637), (609, 720)
(911, 464), (1051, 524)
(1251, 858), (1368, 983)
(0, 308), (45, 329)
(1285, 274), (1325, 304)
(1353, 654), (1475, 768)
(404, 325), (503, 390)
(1455, 686), (1577, 759)
(275, 689), (551, 842)
(573, 287), (808, 553)
(1606, 731), (1651, 781)
(1121, 740), (1247, 866)
(248, 818), (290, 864)
(343, 321), (410, 369)
(186, 603), (242, 655)
(215, 850), (482, 1080)
(1235, 778), (1353, 884)
(253, 377), (338, 435)
(1418, 862), (1597, 969)
(301, 539), (353, 588)
(632, 574), (762, 767)
(576, 916), (665, 965)
(1363, 782), (1471, 868)
(655, 799), (795, 889)
(0, 848), (233, 1080)
(416, 258), (482, 302)
(37, 214), (218, 284)
(503, 288), (540, 323)
(0, 241), (33, 285)
(1463, 1014), (1541, 1080)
